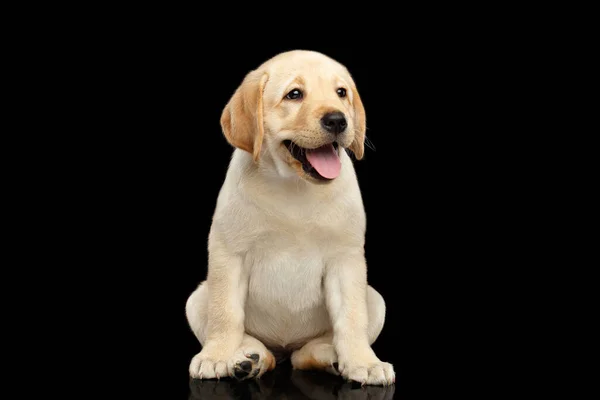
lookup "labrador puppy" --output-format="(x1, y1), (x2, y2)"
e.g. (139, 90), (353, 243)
(186, 50), (394, 386)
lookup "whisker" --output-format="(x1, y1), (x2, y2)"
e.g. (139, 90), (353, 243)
(364, 135), (376, 152)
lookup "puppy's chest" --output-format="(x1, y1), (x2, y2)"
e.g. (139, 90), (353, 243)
(245, 234), (326, 311)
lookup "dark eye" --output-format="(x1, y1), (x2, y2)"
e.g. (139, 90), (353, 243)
(285, 89), (303, 100)
(337, 88), (347, 98)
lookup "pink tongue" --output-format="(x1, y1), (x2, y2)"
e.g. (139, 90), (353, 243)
(305, 144), (341, 179)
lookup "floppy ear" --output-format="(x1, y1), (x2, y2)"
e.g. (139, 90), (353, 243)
(349, 85), (366, 160)
(220, 71), (269, 162)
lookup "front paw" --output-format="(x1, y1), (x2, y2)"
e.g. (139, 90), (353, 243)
(338, 356), (395, 386)
(189, 343), (275, 381)
(189, 349), (233, 380)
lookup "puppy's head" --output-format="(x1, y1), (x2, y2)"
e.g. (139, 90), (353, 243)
(220, 50), (366, 183)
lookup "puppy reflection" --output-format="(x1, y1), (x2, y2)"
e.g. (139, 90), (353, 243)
(189, 367), (395, 400)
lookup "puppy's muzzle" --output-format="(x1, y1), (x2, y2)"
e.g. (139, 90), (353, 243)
(320, 111), (347, 135)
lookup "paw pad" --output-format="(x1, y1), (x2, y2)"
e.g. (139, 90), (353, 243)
(233, 353), (262, 380)
(239, 361), (252, 372)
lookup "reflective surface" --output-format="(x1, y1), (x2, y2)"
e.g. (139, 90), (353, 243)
(188, 360), (396, 399)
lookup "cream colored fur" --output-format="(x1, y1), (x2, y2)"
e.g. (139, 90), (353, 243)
(185, 50), (394, 386)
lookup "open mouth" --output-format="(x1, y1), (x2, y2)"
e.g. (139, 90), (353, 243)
(283, 140), (341, 180)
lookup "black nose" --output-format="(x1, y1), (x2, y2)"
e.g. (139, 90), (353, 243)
(320, 112), (347, 134)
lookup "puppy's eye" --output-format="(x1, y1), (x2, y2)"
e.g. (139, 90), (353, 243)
(337, 88), (347, 98)
(285, 89), (303, 100)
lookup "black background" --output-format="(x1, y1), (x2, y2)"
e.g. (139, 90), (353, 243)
(86, 39), (525, 398)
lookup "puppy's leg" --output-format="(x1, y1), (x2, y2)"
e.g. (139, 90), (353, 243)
(186, 281), (210, 345)
(290, 333), (339, 375)
(186, 280), (276, 380)
(290, 286), (386, 375)
(324, 254), (395, 386)
(186, 235), (247, 379)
